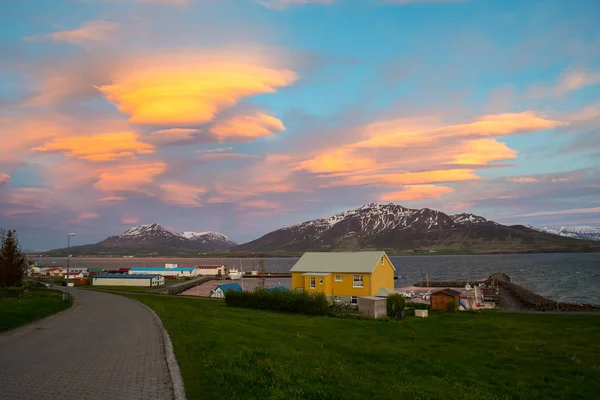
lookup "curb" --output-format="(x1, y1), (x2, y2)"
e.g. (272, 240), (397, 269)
(133, 300), (187, 400)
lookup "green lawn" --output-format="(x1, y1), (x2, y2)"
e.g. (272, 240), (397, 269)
(0, 289), (71, 332)
(125, 294), (600, 400)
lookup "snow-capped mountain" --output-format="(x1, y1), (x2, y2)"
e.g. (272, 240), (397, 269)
(180, 231), (238, 247)
(235, 203), (592, 252)
(48, 223), (237, 254)
(535, 226), (600, 241)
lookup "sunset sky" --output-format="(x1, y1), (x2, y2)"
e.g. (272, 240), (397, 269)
(1, 0), (599, 250)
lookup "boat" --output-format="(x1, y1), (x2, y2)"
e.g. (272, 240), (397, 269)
(250, 270), (259, 276)
(228, 268), (243, 280)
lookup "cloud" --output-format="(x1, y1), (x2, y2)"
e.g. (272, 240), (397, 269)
(199, 153), (259, 162)
(32, 132), (154, 161)
(94, 162), (166, 192)
(0, 173), (10, 187)
(237, 199), (280, 209)
(77, 212), (100, 220)
(98, 196), (127, 202)
(507, 177), (539, 183)
(525, 69), (600, 99)
(24, 20), (119, 46)
(379, 185), (454, 202)
(137, 0), (189, 5)
(259, 0), (464, 10)
(210, 112), (286, 142)
(95, 53), (299, 126)
(146, 128), (202, 145)
(121, 217), (141, 224)
(158, 183), (206, 207)
(509, 207), (600, 218)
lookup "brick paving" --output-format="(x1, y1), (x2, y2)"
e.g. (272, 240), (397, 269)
(0, 288), (174, 400)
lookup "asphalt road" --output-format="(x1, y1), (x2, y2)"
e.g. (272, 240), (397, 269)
(0, 288), (174, 400)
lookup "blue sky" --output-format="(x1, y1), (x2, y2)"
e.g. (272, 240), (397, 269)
(0, 0), (599, 250)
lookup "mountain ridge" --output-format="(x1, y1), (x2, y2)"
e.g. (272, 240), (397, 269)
(234, 203), (599, 253)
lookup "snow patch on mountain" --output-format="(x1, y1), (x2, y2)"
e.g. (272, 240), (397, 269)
(180, 231), (237, 245)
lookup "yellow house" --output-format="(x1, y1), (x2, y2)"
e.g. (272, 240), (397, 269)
(290, 251), (396, 305)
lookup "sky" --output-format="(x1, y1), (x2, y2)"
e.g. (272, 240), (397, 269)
(1, 0), (599, 250)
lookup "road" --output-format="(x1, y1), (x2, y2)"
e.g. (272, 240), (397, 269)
(0, 288), (174, 400)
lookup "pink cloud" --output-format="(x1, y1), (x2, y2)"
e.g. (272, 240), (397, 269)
(507, 177), (539, 183)
(199, 153), (258, 162)
(237, 199), (280, 209)
(146, 128), (202, 145)
(210, 112), (286, 142)
(98, 196), (127, 202)
(24, 20), (119, 46)
(78, 212), (100, 220)
(0, 173), (10, 187)
(158, 183), (206, 207)
(94, 162), (166, 193)
(443, 203), (472, 211)
(121, 217), (141, 224)
(379, 185), (454, 202)
(525, 69), (600, 99)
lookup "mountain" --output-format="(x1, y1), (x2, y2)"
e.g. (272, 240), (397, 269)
(46, 223), (237, 255)
(235, 203), (600, 253)
(534, 226), (600, 241)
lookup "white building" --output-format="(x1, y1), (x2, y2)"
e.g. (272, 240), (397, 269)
(209, 283), (242, 298)
(129, 267), (198, 278)
(194, 265), (225, 276)
(92, 274), (164, 287)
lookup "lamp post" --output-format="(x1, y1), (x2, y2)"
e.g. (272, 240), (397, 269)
(66, 233), (76, 299)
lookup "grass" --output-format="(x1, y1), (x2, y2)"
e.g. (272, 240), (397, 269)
(0, 288), (71, 332)
(125, 294), (600, 400)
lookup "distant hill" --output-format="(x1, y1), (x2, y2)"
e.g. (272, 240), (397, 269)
(45, 224), (237, 255)
(234, 203), (600, 253)
(533, 226), (600, 241)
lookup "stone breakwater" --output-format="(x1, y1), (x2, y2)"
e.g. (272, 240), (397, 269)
(413, 280), (483, 288)
(498, 281), (600, 312)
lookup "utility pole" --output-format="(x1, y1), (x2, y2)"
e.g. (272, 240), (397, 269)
(66, 233), (76, 301)
(426, 272), (429, 288)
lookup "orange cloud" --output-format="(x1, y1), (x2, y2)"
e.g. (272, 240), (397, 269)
(379, 185), (454, 202)
(449, 139), (517, 164)
(444, 203), (472, 211)
(210, 113), (285, 142)
(341, 169), (479, 187)
(24, 20), (119, 46)
(121, 217), (141, 224)
(32, 132), (154, 161)
(94, 162), (166, 192)
(296, 148), (377, 174)
(199, 153), (258, 161)
(159, 183), (206, 207)
(96, 53), (299, 126)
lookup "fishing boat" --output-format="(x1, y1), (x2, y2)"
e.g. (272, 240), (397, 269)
(228, 268), (243, 280)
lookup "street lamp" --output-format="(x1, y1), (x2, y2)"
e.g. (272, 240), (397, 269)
(66, 233), (76, 298)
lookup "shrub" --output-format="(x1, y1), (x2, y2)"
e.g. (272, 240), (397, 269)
(225, 288), (329, 316)
(0, 287), (28, 298)
(445, 299), (458, 312)
(387, 293), (406, 318)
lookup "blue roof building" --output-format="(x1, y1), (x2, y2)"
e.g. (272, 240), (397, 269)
(210, 282), (242, 298)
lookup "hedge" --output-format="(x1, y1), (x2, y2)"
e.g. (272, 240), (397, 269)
(225, 288), (329, 316)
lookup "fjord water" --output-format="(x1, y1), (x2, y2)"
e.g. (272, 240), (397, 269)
(34, 252), (600, 304)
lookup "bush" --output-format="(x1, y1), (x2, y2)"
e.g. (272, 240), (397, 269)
(225, 288), (329, 316)
(445, 299), (458, 312)
(387, 293), (406, 318)
(0, 287), (28, 298)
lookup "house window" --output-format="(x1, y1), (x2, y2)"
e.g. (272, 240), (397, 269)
(319, 278), (323, 285)
(310, 277), (315, 289)
(335, 275), (343, 281)
(351, 296), (358, 305)
(334, 296), (340, 302)
(381, 257), (384, 265)
(353, 275), (364, 288)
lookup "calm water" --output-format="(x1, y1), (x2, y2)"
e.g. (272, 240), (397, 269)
(33, 253), (600, 304)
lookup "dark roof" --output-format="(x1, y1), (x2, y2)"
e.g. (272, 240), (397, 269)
(215, 283), (242, 292)
(94, 274), (162, 279)
(117, 268), (131, 272)
(432, 288), (462, 296)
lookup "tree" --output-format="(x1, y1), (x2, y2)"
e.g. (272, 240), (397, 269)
(387, 293), (406, 319)
(257, 259), (266, 289)
(0, 229), (27, 287)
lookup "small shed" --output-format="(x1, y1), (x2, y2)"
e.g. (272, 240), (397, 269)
(358, 296), (387, 319)
(210, 283), (242, 298)
(430, 288), (461, 311)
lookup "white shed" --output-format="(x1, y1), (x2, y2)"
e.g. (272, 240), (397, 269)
(92, 274), (164, 287)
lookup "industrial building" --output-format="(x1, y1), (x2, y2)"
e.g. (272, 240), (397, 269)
(92, 274), (164, 287)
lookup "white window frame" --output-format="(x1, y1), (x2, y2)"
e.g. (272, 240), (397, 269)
(334, 296), (341, 302)
(335, 275), (343, 282)
(351, 296), (358, 304)
(353, 275), (364, 288)
(319, 278), (323, 285)
(310, 277), (315, 289)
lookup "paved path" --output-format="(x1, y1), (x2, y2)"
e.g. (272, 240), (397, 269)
(0, 288), (174, 400)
